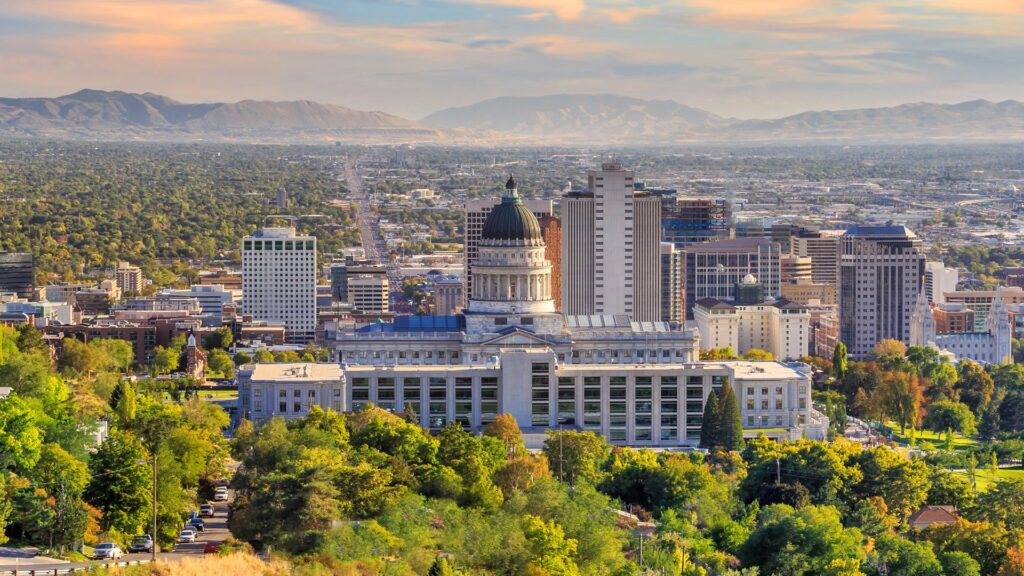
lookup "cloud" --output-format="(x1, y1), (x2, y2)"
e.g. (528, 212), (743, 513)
(465, 38), (513, 48)
(454, 0), (588, 20)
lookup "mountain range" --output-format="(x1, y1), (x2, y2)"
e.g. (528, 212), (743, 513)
(1, 89), (1023, 143)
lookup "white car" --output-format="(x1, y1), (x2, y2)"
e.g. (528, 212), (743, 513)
(92, 543), (123, 560)
(213, 488), (229, 502)
(178, 529), (197, 543)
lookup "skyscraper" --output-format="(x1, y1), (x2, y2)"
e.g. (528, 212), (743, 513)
(0, 252), (34, 300)
(242, 227), (317, 343)
(682, 238), (782, 320)
(464, 196), (553, 303)
(838, 226), (925, 359)
(792, 229), (844, 286)
(561, 163), (661, 321)
(537, 214), (562, 312)
(114, 261), (144, 295)
(660, 243), (684, 323)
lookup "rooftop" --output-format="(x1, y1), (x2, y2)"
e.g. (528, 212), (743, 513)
(248, 363), (342, 382)
(842, 225), (917, 238)
(683, 237), (780, 252)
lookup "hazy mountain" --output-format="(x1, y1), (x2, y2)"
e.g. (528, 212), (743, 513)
(421, 94), (731, 140)
(725, 99), (1024, 142)
(0, 89), (433, 142)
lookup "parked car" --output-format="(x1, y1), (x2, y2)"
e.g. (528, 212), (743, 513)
(178, 529), (196, 543)
(92, 543), (124, 560)
(213, 487), (229, 502)
(203, 542), (220, 554)
(189, 517), (206, 532)
(200, 504), (215, 517)
(128, 535), (153, 554)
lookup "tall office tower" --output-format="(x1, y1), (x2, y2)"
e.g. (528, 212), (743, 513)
(537, 215), (562, 312)
(0, 252), (34, 300)
(348, 274), (389, 315)
(434, 277), (464, 315)
(792, 229), (844, 286)
(242, 227), (317, 343)
(682, 238), (782, 320)
(114, 261), (144, 295)
(781, 255), (813, 284)
(561, 163), (661, 321)
(734, 215), (772, 239)
(660, 243), (684, 323)
(662, 198), (731, 247)
(924, 261), (958, 304)
(838, 226), (925, 359)
(464, 196), (553, 303)
(330, 262), (385, 302)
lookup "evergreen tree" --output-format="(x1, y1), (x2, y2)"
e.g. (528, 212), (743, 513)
(699, 390), (721, 449)
(428, 556), (456, 576)
(717, 383), (745, 451)
(832, 342), (848, 380)
(402, 402), (419, 425)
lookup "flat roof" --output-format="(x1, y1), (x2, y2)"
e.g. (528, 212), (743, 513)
(249, 363), (342, 381)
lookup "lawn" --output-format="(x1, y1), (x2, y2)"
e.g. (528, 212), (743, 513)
(198, 389), (238, 400)
(952, 466), (1024, 491)
(886, 423), (977, 450)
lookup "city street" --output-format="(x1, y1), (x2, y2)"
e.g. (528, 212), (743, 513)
(0, 499), (233, 574)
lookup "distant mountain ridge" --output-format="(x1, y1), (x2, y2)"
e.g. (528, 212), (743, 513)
(424, 94), (1024, 143)
(421, 94), (731, 140)
(0, 89), (432, 142)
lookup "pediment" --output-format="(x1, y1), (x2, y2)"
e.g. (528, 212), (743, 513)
(480, 328), (553, 346)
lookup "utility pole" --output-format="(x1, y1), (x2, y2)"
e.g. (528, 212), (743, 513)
(558, 422), (564, 483)
(776, 457), (781, 484)
(152, 455), (158, 561)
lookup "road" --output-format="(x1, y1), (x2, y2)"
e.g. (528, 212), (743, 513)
(340, 158), (409, 311)
(0, 499), (233, 574)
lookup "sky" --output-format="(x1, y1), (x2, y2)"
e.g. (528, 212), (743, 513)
(2, 0), (1024, 120)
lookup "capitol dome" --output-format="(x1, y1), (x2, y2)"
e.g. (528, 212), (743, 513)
(480, 175), (543, 245)
(741, 273), (758, 285)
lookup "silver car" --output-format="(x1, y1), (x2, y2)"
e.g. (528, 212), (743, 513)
(92, 543), (123, 560)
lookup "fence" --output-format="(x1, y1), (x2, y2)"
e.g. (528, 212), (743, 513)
(0, 558), (150, 575)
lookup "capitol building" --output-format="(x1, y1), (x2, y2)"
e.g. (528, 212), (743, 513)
(241, 177), (827, 445)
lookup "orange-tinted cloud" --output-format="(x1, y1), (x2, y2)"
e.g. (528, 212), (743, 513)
(457, 0), (588, 20)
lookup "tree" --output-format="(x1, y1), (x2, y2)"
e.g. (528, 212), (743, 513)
(738, 504), (865, 576)
(927, 363), (960, 402)
(57, 338), (96, 376)
(542, 430), (610, 486)
(0, 393), (42, 473)
(853, 447), (930, 524)
(493, 456), (551, 498)
(483, 414), (526, 460)
(717, 383), (744, 451)
(233, 351), (252, 366)
(85, 430), (152, 535)
(151, 345), (179, 376)
(923, 401), (976, 436)
(32, 444), (90, 552)
(873, 534), (943, 576)
(941, 551), (981, 576)
(970, 479), (1024, 530)
(872, 338), (907, 364)
(878, 371), (924, 434)
(522, 515), (581, 576)
(832, 342), (848, 380)
(203, 328), (233, 351)
(700, 347), (737, 361)
(698, 390), (720, 449)
(253, 349), (274, 363)
(207, 348), (235, 378)
(428, 556), (456, 576)
(742, 348), (773, 361)
(957, 361), (995, 413)
(110, 380), (137, 426)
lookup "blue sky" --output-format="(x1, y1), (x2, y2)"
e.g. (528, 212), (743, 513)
(2, 0), (1023, 119)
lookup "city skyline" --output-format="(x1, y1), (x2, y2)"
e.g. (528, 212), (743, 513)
(2, 0), (1024, 119)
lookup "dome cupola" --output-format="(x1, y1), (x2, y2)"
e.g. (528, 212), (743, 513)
(480, 174), (543, 245)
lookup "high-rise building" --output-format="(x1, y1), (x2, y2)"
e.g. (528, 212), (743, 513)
(348, 274), (389, 315)
(464, 196), (552, 303)
(838, 226), (925, 359)
(330, 262), (385, 302)
(944, 287), (1024, 331)
(924, 261), (958, 305)
(662, 198), (731, 247)
(792, 229), (844, 286)
(781, 255), (813, 284)
(537, 215), (562, 312)
(0, 252), (34, 300)
(660, 243), (684, 323)
(434, 277), (464, 316)
(561, 163), (661, 321)
(114, 262), (144, 295)
(682, 238), (782, 320)
(242, 227), (317, 343)
(693, 275), (810, 361)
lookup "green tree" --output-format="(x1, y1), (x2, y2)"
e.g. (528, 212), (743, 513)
(483, 413), (525, 460)
(522, 515), (581, 576)
(203, 328), (233, 351)
(742, 348), (774, 361)
(542, 430), (609, 486)
(0, 393), (42, 473)
(873, 534), (943, 576)
(878, 371), (924, 434)
(698, 390), (720, 449)
(738, 504), (865, 576)
(150, 345), (179, 376)
(85, 430), (152, 535)
(207, 348), (235, 378)
(832, 342), (848, 380)
(717, 383), (744, 451)
(428, 556), (456, 576)
(957, 360), (995, 413)
(853, 447), (930, 524)
(110, 380), (137, 426)
(253, 349), (274, 363)
(940, 551), (981, 576)
(923, 400), (976, 436)
(233, 351), (252, 366)
(31, 444), (90, 552)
